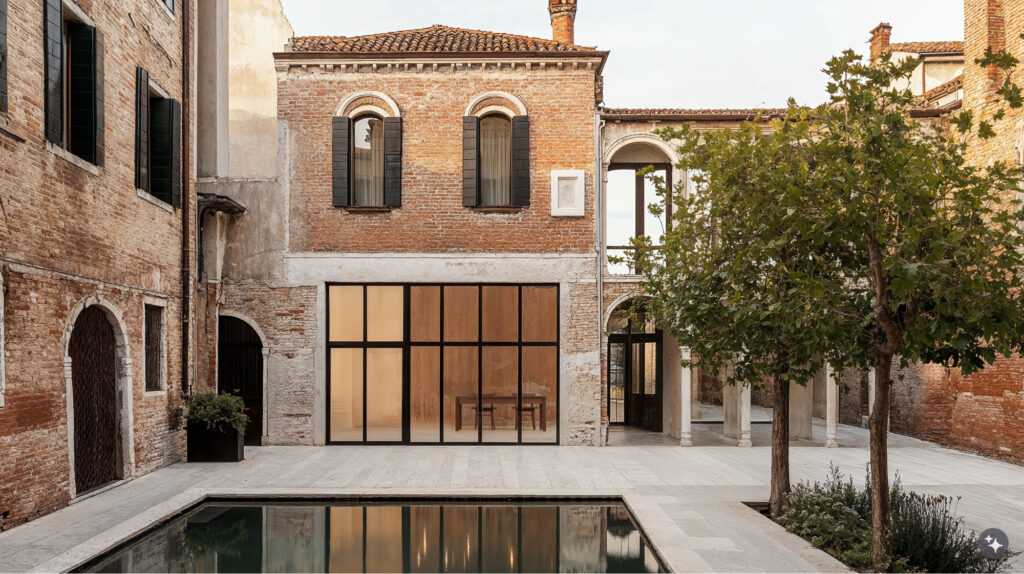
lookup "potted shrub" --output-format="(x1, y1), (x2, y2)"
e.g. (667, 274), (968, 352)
(185, 392), (248, 462)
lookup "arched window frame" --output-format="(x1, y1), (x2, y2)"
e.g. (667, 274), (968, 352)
(349, 112), (386, 207)
(331, 92), (403, 209)
(462, 93), (530, 208)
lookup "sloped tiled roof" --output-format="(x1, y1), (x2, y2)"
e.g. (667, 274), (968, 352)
(600, 107), (787, 119)
(922, 75), (963, 102)
(291, 25), (597, 54)
(887, 41), (964, 54)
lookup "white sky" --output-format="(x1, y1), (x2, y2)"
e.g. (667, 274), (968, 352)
(279, 0), (965, 109)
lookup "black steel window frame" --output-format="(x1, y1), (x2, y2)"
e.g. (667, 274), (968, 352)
(325, 282), (560, 446)
(606, 310), (662, 427)
(607, 162), (673, 274)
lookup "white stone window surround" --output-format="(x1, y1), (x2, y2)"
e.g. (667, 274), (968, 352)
(142, 297), (168, 396)
(550, 169), (585, 217)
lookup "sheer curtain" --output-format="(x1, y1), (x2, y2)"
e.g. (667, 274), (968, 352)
(352, 116), (384, 206)
(480, 116), (511, 206)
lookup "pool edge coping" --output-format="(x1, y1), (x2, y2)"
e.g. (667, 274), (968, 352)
(38, 489), (675, 573)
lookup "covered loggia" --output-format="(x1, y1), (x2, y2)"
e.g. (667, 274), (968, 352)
(601, 133), (841, 447)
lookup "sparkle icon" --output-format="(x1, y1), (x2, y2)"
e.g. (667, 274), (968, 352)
(979, 528), (1009, 560)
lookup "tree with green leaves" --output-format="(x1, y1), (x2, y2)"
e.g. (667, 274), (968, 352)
(640, 47), (1024, 568)
(632, 109), (861, 519)
(808, 50), (1024, 568)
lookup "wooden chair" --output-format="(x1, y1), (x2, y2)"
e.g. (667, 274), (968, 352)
(517, 404), (538, 430)
(472, 396), (496, 430)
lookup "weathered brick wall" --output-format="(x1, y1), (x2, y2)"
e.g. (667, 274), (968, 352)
(276, 64), (598, 254)
(217, 283), (318, 445)
(0, 0), (193, 530)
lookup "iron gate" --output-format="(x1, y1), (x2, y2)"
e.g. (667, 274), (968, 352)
(70, 306), (120, 494)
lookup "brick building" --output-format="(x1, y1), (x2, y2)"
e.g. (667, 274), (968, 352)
(838, 2), (1024, 465)
(0, 0), (198, 529)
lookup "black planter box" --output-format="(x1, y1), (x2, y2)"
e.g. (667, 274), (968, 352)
(187, 424), (244, 462)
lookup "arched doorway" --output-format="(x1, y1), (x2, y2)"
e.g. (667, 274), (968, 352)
(218, 315), (264, 445)
(69, 306), (122, 494)
(607, 300), (662, 432)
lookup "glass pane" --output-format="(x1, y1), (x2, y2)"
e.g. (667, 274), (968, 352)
(367, 285), (403, 342)
(520, 507), (558, 573)
(366, 348), (402, 442)
(329, 286), (363, 342)
(443, 347), (479, 443)
(480, 116), (511, 206)
(643, 169), (668, 244)
(352, 116), (384, 207)
(482, 286), (518, 342)
(480, 506), (518, 573)
(631, 342), (643, 395)
(444, 286), (479, 342)
(645, 342), (658, 396)
(365, 506), (403, 572)
(481, 346), (518, 443)
(608, 342), (626, 424)
(606, 170), (636, 246)
(408, 506), (441, 573)
(443, 506), (479, 573)
(330, 348), (363, 442)
(521, 346), (557, 443)
(410, 347), (441, 443)
(410, 286), (441, 342)
(328, 506), (363, 573)
(522, 286), (557, 342)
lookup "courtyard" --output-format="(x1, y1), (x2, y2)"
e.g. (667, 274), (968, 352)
(1, 422), (1022, 573)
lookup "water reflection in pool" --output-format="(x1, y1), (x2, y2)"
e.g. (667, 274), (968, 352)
(82, 501), (664, 573)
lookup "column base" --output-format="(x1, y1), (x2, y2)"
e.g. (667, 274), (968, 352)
(825, 439), (839, 448)
(737, 438), (752, 447)
(680, 435), (692, 447)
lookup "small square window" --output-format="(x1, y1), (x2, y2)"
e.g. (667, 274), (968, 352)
(550, 169), (585, 216)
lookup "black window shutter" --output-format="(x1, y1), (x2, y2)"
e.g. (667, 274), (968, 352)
(1, 0), (8, 113)
(511, 115), (530, 207)
(135, 67), (150, 191)
(94, 29), (104, 166)
(43, 0), (63, 144)
(462, 116), (479, 207)
(150, 97), (180, 206)
(383, 117), (402, 207)
(67, 23), (101, 164)
(332, 116), (351, 207)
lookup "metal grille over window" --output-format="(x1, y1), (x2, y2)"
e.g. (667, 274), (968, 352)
(144, 305), (163, 392)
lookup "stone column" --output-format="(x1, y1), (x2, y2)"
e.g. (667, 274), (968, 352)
(825, 362), (839, 448)
(738, 383), (752, 447)
(680, 347), (692, 446)
(262, 347), (270, 446)
(789, 380), (813, 440)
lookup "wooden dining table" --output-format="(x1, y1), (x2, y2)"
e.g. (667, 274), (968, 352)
(454, 394), (547, 431)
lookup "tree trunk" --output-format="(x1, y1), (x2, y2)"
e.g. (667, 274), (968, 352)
(770, 373), (791, 518)
(869, 350), (894, 569)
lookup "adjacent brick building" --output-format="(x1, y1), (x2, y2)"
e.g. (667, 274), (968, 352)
(0, 0), (195, 530)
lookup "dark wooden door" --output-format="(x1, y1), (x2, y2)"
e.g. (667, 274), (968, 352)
(70, 306), (120, 494)
(609, 333), (662, 432)
(218, 316), (263, 445)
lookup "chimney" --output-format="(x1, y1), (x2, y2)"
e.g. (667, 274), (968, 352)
(869, 23), (892, 64)
(549, 0), (577, 45)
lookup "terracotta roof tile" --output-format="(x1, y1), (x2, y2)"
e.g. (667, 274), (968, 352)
(922, 75), (963, 102)
(600, 107), (787, 119)
(886, 41), (964, 54)
(291, 25), (597, 54)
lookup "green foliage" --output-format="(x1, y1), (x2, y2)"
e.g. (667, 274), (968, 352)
(779, 467), (1015, 573)
(185, 392), (248, 433)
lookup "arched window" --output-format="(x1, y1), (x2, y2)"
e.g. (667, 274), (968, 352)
(351, 114), (385, 206)
(479, 115), (511, 206)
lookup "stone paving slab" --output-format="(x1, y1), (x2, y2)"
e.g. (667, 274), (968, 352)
(1, 425), (1023, 573)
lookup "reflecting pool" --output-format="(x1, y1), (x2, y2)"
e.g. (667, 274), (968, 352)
(78, 500), (665, 573)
